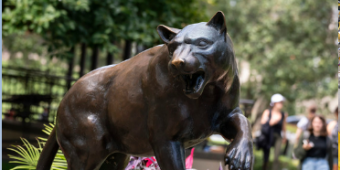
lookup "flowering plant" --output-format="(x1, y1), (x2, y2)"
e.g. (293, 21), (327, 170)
(125, 148), (223, 170)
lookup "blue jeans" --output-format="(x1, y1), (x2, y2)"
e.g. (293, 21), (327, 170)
(333, 157), (338, 165)
(302, 157), (329, 170)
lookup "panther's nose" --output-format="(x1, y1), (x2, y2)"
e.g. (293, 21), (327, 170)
(171, 59), (185, 69)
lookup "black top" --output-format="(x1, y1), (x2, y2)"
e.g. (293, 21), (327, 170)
(306, 134), (327, 158)
(270, 110), (284, 135)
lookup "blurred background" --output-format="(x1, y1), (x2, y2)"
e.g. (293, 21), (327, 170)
(2, 0), (338, 170)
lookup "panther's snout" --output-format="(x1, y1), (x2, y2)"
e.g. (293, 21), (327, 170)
(170, 57), (199, 75)
(171, 59), (185, 69)
(169, 55), (207, 99)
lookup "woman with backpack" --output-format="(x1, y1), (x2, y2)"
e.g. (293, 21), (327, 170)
(294, 115), (332, 170)
(260, 93), (288, 170)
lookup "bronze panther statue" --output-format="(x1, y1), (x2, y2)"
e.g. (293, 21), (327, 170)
(37, 11), (253, 170)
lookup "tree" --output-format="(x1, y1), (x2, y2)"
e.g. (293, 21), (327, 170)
(3, 0), (90, 88)
(208, 0), (337, 114)
(3, 0), (208, 72)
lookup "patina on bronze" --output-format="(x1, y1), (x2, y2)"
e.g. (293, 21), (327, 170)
(37, 11), (254, 170)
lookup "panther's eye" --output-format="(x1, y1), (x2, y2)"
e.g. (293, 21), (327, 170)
(198, 41), (207, 46)
(195, 39), (212, 48)
(169, 51), (173, 58)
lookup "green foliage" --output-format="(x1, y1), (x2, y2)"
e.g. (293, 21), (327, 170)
(3, 0), (89, 59)
(3, 0), (208, 60)
(2, 33), (70, 71)
(8, 138), (41, 169)
(3, 0), (61, 35)
(3, 0), (336, 114)
(209, 0), (337, 113)
(2, 0), (89, 36)
(7, 123), (67, 170)
(111, 0), (208, 46)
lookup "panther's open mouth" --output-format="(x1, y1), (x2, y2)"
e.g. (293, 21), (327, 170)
(180, 71), (205, 95)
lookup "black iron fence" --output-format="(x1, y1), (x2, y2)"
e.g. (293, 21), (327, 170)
(2, 66), (77, 123)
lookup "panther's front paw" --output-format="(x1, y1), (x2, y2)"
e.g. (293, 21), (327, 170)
(224, 139), (253, 170)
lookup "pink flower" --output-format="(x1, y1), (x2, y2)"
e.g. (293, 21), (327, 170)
(185, 148), (195, 169)
(145, 157), (156, 167)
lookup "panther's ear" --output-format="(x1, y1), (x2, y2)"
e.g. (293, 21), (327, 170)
(157, 25), (181, 44)
(207, 11), (227, 34)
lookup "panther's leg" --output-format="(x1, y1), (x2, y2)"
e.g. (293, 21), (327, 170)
(220, 107), (253, 170)
(151, 140), (186, 170)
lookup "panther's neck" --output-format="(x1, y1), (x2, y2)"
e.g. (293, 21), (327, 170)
(214, 57), (238, 94)
(145, 44), (173, 85)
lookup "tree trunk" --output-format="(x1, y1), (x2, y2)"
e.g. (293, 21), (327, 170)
(250, 95), (268, 132)
(106, 41), (115, 65)
(90, 46), (99, 70)
(79, 43), (87, 77)
(123, 40), (132, 60)
(67, 46), (75, 89)
(106, 52), (114, 65)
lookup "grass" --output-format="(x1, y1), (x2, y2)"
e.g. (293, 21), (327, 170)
(253, 147), (299, 170)
(286, 124), (298, 133)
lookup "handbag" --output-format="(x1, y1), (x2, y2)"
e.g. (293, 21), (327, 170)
(255, 110), (273, 150)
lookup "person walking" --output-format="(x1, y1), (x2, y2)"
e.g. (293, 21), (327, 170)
(294, 115), (333, 170)
(260, 93), (287, 170)
(295, 105), (317, 144)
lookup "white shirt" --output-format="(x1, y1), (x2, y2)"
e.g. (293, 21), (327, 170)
(297, 117), (309, 130)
